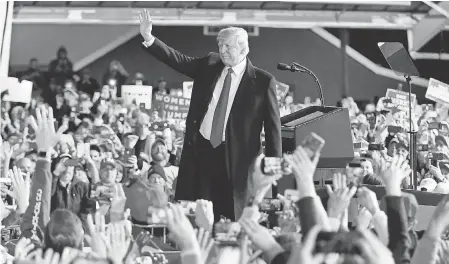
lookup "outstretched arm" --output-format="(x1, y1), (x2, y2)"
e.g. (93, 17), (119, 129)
(140, 9), (204, 79)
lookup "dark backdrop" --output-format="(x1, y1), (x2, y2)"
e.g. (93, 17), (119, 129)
(87, 26), (428, 105)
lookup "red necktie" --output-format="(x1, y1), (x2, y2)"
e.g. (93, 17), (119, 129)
(210, 68), (233, 148)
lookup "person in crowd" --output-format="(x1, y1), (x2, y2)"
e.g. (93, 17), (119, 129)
(19, 58), (46, 92)
(131, 72), (149, 86)
(50, 154), (96, 227)
(102, 60), (128, 97)
(139, 9), (282, 221)
(148, 137), (179, 186)
(48, 46), (73, 85)
(76, 68), (100, 97)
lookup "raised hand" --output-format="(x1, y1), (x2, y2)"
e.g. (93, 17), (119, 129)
(85, 212), (109, 258)
(195, 228), (215, 263)
(28, 106), (65, 153)
(14, 237), (35, 261)
(284, 146), (320, 198)
(356, 228), (395, 264)
(286, 226), (326, 264)
(380, 155), (411, 196)
(239, 218), (284, 263)
(34, 248), (60, 264)
(357, 187), (380, 216)
(4, 166), (30, 214)
(194, 199), (214, 232)
(107, 222), (132, 264)
(165, 204), (199, 252)
(248, 154), (283, 204)
(325, 173), (357, 220)
(426, 194), (449, 239)
(139, 9), (153, 42)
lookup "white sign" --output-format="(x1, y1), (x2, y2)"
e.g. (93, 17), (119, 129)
(0, 77), (33, 103)
(121, 85), (153, 109)
(183, 81), (193, 99)
(426, 78), (449, 105)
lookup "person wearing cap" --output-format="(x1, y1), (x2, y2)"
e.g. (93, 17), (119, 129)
(50, 154), (96, 227)
(387, 134), (409, 159)
(149, 138), (178, 191)
(99, 158), (120, 184)
(435, 135), (449, 155)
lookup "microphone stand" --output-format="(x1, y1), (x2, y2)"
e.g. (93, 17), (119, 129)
(405, 75), (418, 190)
(292, 62), (325, 106)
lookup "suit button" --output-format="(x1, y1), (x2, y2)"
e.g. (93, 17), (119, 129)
(193, 120), (197, 124)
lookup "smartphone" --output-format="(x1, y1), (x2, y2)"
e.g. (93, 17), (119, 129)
(388, 125), (403, 134)
(214, 221), (241, 246)
(261, 157), (290, 175)
(301, 132), (325, 160)
(147, 207), (167, 225)
(417, 144), (429, 152)
(353, 142), (362, 149)
(368, 144), (384, 151)
(259, 198), (282, 212)
(139, 103), (146, 110)
(431, 152), (449, 161)
(90, 184), (114, 200)
(178, 200), (197, 215)
(428, 122), (440, 130)
(64, 158), (80, 167)
(431, 159), (439, 167)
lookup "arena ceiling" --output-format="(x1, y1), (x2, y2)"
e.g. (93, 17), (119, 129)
(14, 1), (434, 13)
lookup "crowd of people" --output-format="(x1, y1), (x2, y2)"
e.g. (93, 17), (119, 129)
(1, 31), (449, 264)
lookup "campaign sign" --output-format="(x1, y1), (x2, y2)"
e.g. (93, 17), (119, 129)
(153, 94), (191, 120)
(121, 85), (153, 109)
(0, 77), (33, 103)
(384, 88), (416, 114)
(183, 81), (193, 99)
(426, 78), (449, 105)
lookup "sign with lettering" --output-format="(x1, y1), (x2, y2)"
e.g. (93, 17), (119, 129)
(153, 94), (190, 120)
(426, 78), (449, 105)
(0, 77), (33, 103)
(383, 88), (416, 115)
(121, 85), (152, 109)
(183, 81), (193, 99)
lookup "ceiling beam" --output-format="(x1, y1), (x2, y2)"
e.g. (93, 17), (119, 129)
(410, 1), (449, 52)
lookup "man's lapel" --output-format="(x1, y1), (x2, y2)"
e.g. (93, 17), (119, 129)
(230, 58), (256, 113)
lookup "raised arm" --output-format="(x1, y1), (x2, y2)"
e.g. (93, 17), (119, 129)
(139, 9), (204, 79)
(21, 106), (64, 245)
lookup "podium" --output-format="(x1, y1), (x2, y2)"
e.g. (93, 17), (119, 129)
(276, 106), (354, 195)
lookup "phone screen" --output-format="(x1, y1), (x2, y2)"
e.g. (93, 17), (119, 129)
(301, 132), (325, 160)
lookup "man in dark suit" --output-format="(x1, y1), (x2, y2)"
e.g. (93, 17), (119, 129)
(139, 9), (282, 221)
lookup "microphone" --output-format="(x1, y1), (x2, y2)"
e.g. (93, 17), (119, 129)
(277, 62), (325, 106)
(277, 63), (305, 72)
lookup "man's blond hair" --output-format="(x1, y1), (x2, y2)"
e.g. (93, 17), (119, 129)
(217, 27), (249, 56)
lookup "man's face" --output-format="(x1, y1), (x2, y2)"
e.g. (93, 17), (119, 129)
(218, 36), (242, 67)
(151, 142), (168, 162)
(18, 158), (35, 175)
(60, 166), (75, 184)
(58, 51), (67, 59)
(90, 150), (102, 163)
(361, 161), (374, 176)
(100, 164), (117, 184)
(148, 173), (166, 188)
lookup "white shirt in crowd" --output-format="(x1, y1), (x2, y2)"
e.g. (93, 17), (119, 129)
(200, 58), (247, 141)
(163, 165), (179, 190)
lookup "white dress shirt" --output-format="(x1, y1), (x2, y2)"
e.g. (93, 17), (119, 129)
(200, 58), (247, 141)
(142, 38), (247, 141)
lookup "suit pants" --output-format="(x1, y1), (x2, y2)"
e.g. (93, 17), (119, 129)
(196, 134), (235, 222)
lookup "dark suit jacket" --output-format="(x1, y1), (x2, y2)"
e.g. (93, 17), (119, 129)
(143, 37), (282, 218)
